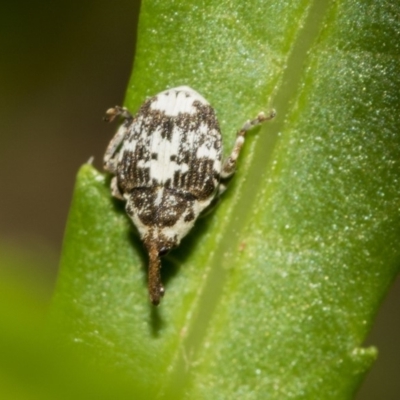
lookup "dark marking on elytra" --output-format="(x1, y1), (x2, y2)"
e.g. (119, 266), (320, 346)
(128, 188), (196, 228)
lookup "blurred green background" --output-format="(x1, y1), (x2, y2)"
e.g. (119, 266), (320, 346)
(0, 1), (398, 399)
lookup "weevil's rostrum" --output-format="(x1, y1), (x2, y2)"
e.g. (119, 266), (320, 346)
(103, 86), (275, 305)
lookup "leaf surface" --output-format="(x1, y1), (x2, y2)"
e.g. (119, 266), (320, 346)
(51, 0), (400, 398)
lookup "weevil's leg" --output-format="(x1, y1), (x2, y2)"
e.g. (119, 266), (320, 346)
(110, 176), (124, 201)
(217, 182), (228, 197)
(203, 110), (276, 216)
(103, 123), (126, 174)
(103, 105), (133, 123)
(221, 109), (276, 179)
(103, 106), (133, 174)
(200, 183), (228, 217)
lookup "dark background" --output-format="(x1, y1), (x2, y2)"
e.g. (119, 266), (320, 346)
(0, 2), (398, 398)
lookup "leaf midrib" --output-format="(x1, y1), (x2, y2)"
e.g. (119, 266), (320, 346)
(161, 0), (335, 397)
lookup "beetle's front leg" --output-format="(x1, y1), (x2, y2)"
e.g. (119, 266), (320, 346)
(110, 176), (124, 201)
(103, 106), (133, 175)
(221, 110), (276, 179)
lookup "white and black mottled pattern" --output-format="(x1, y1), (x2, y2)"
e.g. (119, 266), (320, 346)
(103, 86), (275, 305)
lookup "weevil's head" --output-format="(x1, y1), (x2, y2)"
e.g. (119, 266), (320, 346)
(143, 229), (178, 258)
(125, 187), (209, 249)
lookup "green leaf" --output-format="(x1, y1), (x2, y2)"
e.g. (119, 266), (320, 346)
(0, 244), (144, 400)
(50, 0), (400, 399)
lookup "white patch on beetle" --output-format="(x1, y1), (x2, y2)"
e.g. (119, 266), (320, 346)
(103, 86), (275, 305)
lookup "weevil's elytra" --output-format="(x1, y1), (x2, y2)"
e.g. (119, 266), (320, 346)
(103, 86), (275, 305)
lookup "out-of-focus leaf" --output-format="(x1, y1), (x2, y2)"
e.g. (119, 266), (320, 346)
(0, 245), (147, 399)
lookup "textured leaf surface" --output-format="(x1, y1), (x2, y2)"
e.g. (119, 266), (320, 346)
(51, 0), (400, 398)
